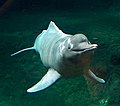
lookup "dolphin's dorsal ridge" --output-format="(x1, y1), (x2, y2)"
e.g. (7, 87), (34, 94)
(47, 21), (62, 33)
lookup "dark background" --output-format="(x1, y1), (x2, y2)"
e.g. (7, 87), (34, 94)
(0, 0), (119, 10)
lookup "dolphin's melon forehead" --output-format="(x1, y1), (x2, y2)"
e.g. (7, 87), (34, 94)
(73, 34), (88, 41)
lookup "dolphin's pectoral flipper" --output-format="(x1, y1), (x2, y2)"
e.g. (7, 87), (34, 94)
(27, 68), (61, 93)
(88, 70), (105, 83)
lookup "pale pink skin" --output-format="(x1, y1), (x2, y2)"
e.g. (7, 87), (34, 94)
(11, 21), (105, 93)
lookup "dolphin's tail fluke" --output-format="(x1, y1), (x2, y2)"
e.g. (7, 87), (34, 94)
(11, 47), (35, 56)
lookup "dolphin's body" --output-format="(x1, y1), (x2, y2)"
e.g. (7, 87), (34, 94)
(11, 21), (105, 93)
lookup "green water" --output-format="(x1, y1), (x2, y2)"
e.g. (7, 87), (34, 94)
(0, 5), (120, 106)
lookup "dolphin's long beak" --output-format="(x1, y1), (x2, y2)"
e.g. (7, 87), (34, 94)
(71, 43), (98, 53)
(82, 43), (98, 52)
(90, 44), (98, 49)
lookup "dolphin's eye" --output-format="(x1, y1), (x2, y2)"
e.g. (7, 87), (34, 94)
(68, 46), (71, 49)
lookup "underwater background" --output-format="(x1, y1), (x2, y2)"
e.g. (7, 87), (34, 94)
(0, 0), (120, 106)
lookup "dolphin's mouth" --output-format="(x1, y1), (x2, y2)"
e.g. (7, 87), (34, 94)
(72, 44), (98, 53)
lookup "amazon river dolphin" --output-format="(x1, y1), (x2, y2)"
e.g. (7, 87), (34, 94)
(11, 21), (105, 93)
